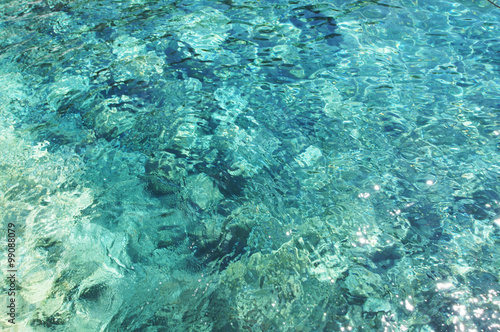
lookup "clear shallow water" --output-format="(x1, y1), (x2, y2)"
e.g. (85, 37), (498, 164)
(0, 0), (499, 331)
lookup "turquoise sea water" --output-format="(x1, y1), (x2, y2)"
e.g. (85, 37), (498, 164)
(1, 0), (499, 331)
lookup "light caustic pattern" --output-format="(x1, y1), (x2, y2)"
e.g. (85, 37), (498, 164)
(0, 0), (499, 331)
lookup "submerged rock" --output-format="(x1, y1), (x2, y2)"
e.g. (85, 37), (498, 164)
(363, 297), (391, 314)
(143, 152), (186, 196)
(288, 4), (342, 47)
(185, 173), (223, 210)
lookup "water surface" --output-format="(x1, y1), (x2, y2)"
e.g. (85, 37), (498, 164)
(1, 0), (499, 331)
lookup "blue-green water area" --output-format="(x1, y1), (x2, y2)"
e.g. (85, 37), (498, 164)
(1, 0), (499, 331)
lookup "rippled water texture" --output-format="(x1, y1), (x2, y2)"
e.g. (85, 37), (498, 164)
(1, 0), (500, 331)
